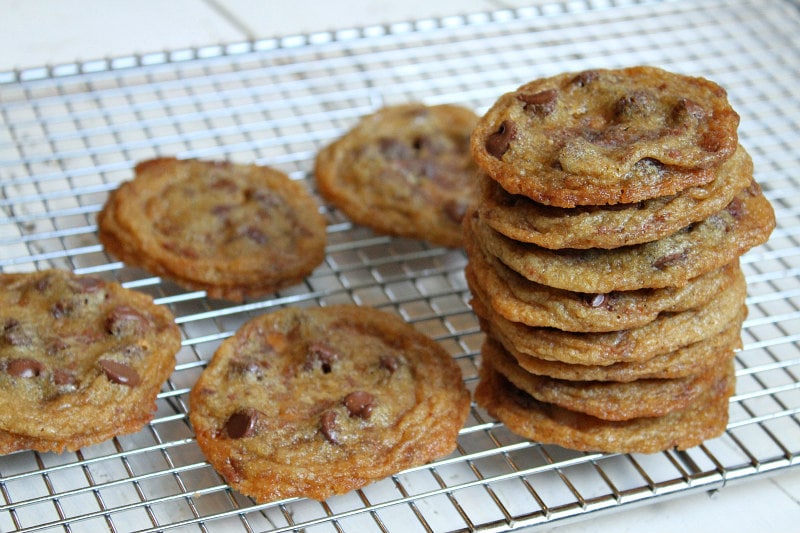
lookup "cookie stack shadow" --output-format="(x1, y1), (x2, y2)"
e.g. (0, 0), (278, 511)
(464, 67), (776, 453)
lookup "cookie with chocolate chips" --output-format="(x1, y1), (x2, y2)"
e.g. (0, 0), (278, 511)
(314, 103), (479, 247)
(470, 271), (747, 366)
(188, 304), (470, 502)
(474, 357), (734, 454)
(98, 157), (327, 302)
(468, 181), (774, 293)
(478, 145), (753, 250)
(483, 337), (730, 421)
(471, 66), (740, 207)
(465, 232), (741, 333)
(0, 269), (180, 454)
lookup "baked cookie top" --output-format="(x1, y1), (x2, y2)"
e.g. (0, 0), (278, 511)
(471, 66), (740, 207)
(0, 269), (180, 454)
(189, 304), (470, 502)
(98, 157), (327, 302)
(478, 145), (753, 249)
(314, 103), (479, 247)
(468, 180), (775, 293)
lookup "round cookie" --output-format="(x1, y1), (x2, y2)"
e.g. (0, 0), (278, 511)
(314, 103), (479, 248)
(98, 157), (327, 302)
(0, 269), (180, 454)
(484, 338), (729, 421)
(465, 234), (740, 333)
(489, 314), (743, 383)
(468, 181), (775, 293)
(474, 359), (734, 454)
(189, 304), (470, 502)
(470, 270), (746, 366)
(478, 145), (753, 249)
(470, 66), (740, 207)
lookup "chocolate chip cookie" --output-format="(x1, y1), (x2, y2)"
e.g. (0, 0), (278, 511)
(478, 145), (753, 249)
(474, 358), (734, 454)
(468, 181), (774, 293)
(0, 269), (180, 454)
(484, 338), (729, 421)
(470, 270), (746, 366)
(471, 66), (740, 207)
(314, 103), (479, 247)
(98, 157), (327, 302)
(488, 312), (743, 383)
(465, 233), (740, 333)
(189, 304), (470, 502)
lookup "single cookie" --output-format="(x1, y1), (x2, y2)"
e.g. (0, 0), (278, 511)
(0, 269), (180, 454)
(489, 313), (743, 383)
(468, 181), (774, 293)
(471, 66), (740, 207)
(189, 304), (470, 502)
(98, 157), (327, 302)
(478, 145), (753, 249)
(465, 234), (740, 333)
(314, 103), (479, 247)
(483, 338), (730, 421)
(470, 270), (746, 366)
(474, 359), (734, 453)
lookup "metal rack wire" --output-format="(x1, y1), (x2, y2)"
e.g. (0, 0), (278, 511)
(1, 0), (798, 531)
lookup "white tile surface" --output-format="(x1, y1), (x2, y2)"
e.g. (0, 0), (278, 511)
(0, 0), (244, 70)
(215, 0), (499, 38)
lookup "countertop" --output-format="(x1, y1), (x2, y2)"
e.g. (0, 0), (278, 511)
(2, 1), (799, 532)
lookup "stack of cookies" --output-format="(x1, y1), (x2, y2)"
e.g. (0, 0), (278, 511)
(465, 66), (776, 453)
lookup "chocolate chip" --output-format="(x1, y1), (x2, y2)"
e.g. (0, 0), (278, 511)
(584, 294), (607, 308)
(378, 137), (413, 160)
(672, 98), (706, 122)
(305, 342), (338, 373)
(570, 70), (599, 87)
(225, 408), (260, 439)
(653, 251), (687, 270)
(2, 320), (31, 347)
(344, 391), (375, 419)
(50, 301), (71, 319)
(320, 410), (339, 444)
(228, 357), (269, 378)
(614, 90), (656, 119)
(46, 338), (69, 355)
(380, 354), (400, 373)
(443, 198), (468, 225)
(98, 359), (141, 387)
(53, 368), (76, 387)
(240, 225), (269, 244)
(6, 358), (45, 378)
(485, 120), (517, 159)
(106, 305), (147, 336)
(516, 89), (558, 116)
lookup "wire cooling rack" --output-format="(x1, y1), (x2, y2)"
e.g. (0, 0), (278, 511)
(1, 0), (799, 531)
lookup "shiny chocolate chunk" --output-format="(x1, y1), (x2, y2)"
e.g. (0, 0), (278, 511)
(320, 410), (340, 444)
(98, 359), (141, 387)
(379, 354), (400, 374)
(225, 408), (260, 439)
(344, 391), (375, 419)
(516, 89), (558, 116)
(305, 342), (338, 374)
(6, 358), (45, 378)
(653, 251), (687, 270)
(485, 120), (517, 159)
(106, 305), (147, 336)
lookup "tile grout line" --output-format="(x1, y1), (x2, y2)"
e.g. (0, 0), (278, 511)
(202, 0), (256, 40)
